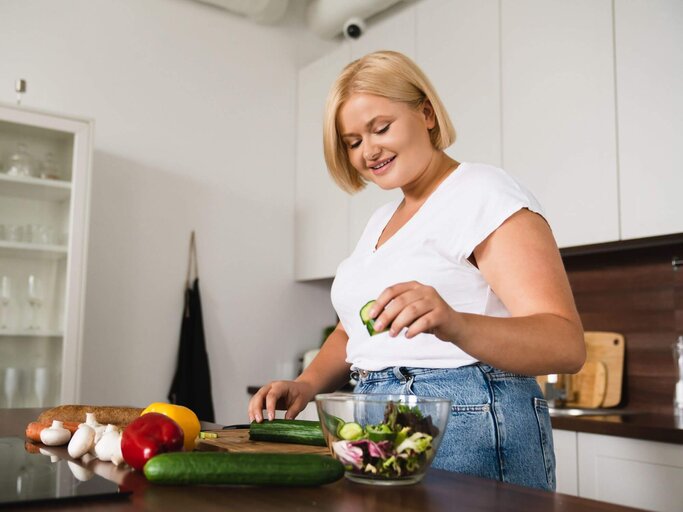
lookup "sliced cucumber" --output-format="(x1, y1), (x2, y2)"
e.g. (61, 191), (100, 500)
(365, 424), (395, 443)
(359, 299), (385, 336)
(338, 422), (364, 441)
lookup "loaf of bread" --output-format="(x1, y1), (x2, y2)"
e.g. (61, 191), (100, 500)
(37, 405), (144, 427)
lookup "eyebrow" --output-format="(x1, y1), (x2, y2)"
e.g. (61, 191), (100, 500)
(341, 116), (390, 138)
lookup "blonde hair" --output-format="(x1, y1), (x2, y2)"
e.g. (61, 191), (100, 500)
(323, 50), (456, 193)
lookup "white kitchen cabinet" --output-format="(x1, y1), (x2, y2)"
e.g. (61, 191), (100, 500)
(614, 0), (683, 240)
(578, 432), (683, 512)
(346, 7), (413, 248)
(0, 103), (93, 407)
(553, 429), (579, 496)
(294, 6), (416, 280)
(501, 0), (620, 248)
(416, 0), (502, 168)
(295, 44), (352, 280)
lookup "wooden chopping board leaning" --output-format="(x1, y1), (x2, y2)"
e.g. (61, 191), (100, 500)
(537, 331), (625, 408)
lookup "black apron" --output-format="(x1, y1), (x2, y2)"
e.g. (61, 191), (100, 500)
(168, 231), (215, 422)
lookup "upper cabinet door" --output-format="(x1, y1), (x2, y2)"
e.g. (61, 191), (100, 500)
(501, 0), (619, 248)
(295, 44), (352, 280)
(417, 0), (502, 167)
(346, 8), (414, 251)
(615, 0), (683, 240)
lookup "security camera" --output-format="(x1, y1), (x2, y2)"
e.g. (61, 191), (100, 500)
(343, 17), (366, 40)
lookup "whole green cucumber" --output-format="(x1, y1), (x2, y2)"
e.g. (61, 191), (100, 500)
(143, 452), (344, 486)
(249, 419), (326, 447)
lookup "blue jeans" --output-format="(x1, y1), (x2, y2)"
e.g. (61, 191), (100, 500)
(352, 364), (556, 491)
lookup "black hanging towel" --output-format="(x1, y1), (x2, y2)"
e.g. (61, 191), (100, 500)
(168, 231), (215, 422)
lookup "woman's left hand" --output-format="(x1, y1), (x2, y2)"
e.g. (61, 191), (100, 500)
(369, 281), (458, 340)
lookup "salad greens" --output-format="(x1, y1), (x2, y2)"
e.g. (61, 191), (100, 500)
(331, 402), (439, 479)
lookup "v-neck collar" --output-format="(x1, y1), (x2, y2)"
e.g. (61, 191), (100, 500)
(372, 163), (467, 253)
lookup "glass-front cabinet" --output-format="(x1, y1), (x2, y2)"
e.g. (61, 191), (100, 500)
(0, 103), (93, 408)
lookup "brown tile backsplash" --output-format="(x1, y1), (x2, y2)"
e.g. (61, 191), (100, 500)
(563, 238), (683, 414)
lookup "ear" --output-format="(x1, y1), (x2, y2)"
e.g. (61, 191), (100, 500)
(422, 100), (436, 130)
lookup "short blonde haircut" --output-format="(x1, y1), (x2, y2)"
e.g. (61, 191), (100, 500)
(323, 50), (456, 193)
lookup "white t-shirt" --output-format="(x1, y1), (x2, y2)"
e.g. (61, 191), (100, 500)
(330, 162), (546, 371)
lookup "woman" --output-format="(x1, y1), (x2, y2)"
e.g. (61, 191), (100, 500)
(248, 51), (585, 491)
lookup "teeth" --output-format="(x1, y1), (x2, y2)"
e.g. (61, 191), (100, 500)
(372, 157), (394, 170)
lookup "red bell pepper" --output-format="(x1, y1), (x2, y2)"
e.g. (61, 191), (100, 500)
(121, 412), (184, 471)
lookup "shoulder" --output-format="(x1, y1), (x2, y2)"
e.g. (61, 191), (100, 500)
(454, 162), (525, 195)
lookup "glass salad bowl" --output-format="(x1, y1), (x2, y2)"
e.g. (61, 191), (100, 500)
(315, 393), (451, 485)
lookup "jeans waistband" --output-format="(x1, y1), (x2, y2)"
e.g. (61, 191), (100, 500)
(350, 366), (454, 382)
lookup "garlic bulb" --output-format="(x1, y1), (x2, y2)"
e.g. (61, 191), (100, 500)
(94, 424), (121, 462)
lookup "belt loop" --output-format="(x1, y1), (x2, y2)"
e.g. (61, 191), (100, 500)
(392, 366), (407, 382)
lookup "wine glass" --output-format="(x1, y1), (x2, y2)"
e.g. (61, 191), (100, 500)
(27, 275), (43, 331)
(0, 276), (10, 330)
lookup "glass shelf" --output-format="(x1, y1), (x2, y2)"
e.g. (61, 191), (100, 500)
(0, 241), (67, 260)
(0, 173), (71, 202)
(0, 331), (62, 338)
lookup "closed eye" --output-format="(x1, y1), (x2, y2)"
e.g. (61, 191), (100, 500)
(375, 124), (390, 135)
(347, 139), (361, 149)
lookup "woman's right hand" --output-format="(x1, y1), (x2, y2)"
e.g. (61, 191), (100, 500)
(247, 379), (316, 423)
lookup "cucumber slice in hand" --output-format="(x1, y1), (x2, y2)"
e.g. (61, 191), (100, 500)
(360, 300), (385, 336)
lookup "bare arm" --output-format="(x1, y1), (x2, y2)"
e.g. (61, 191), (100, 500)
(248, 322), (350, 422)
(370, 209), (585, 376)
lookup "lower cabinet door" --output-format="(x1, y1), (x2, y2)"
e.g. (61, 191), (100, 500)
(553, 429), (578, 496)
(578, 432), (683, 512)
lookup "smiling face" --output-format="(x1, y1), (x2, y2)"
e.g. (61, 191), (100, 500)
(338, 93), (437, 190)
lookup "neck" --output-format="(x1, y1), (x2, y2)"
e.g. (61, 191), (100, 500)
(400, 151), (459, 208)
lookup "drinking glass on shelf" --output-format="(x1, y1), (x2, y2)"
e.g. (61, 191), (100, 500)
(4, 367), (20, 408)
(4, 142), (35, 177)
(34, 367), (49, 407)
(27, 275), (43, 331)
(40, 152), (62, 180)
(6, 225), (24, 243)
(1, 276), (11, 330)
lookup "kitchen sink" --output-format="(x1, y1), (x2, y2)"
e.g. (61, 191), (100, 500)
(548, 407), (638, 417)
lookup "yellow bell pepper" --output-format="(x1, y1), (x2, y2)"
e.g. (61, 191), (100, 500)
(141, 402), (201, 451)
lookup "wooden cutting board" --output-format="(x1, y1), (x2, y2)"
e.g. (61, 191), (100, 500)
(537, 331), (625, 408)
(567, 361), (608, 408)
(195, 429), (331, 456)
(582, 331), (625, 408)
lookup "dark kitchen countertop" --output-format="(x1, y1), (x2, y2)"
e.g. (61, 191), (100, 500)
(0, 408), (644, 512)
(550, 410), (683, 444)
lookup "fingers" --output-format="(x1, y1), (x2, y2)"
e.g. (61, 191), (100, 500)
(369, 282), (418, 319)
(371, 282), (427, 334)
(369, 282), (451, 338)
(388, 298), (433, 337)
(284, 395), (309, 420)
(248, 382), (286, 423)
(248, 381), (309, 423)
(248, 384), (271, 423)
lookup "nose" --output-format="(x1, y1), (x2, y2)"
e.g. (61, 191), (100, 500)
(364, 144), (381, 163)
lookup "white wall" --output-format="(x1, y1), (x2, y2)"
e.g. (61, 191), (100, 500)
(0, 0), (340, 424)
